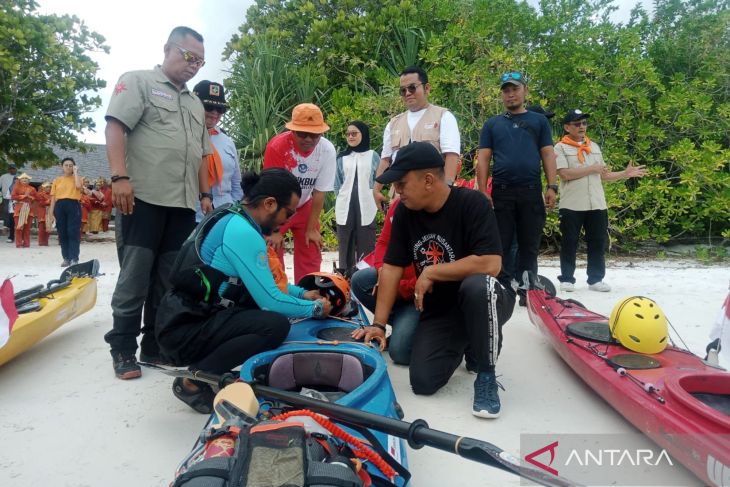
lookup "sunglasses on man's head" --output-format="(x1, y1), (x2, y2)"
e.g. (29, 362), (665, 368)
(501, 71), (523, 82)
(399, 83), (423, 96)
(171, 42), (205, 67)
(204, 104), (226, 114)
(294, 131), (321, 140)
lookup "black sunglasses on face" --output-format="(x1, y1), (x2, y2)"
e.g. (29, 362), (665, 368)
(399, 83), (423, 96)
(569, 120), (588, 127)
(294, 131), (321, 140)
(204, 104), (226, 114)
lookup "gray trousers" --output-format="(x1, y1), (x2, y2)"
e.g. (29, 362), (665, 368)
(104, 199), (195, 355)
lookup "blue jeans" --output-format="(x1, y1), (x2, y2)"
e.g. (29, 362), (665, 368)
(350, 267), (421, 365)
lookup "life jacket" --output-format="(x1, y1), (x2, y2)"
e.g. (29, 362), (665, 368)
(168, 203), (255, 308)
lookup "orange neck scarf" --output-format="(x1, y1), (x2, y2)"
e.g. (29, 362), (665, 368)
(560, 135), (592, 164)
(267, 246), (289, 293)
(207, 128), (224, 188)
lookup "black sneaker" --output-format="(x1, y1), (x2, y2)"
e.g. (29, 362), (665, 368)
(172, 378), (214, 414)
(473, 371), (505, 419)
(112, 352), (142, 380)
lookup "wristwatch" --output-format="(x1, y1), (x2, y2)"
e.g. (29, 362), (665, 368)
(547, 184), (558, 193)
(199, 192), (213, 201)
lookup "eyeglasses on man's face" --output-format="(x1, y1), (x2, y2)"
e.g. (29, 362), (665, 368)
(294, 131), (321, 140)
(569, 120), (588, 127)
(501, 71), (523, 82)
(171, 42), (205, 67)
(399, 83), (423, 96)
(279, 205), (296, 219)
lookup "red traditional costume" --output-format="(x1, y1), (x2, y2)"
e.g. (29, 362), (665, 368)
(34, 184), (51, 246)
(11, 175), (36, 248)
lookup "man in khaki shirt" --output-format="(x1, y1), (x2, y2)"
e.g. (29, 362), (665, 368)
(104, 26), (212, 379)
(555, 109), (646, 293)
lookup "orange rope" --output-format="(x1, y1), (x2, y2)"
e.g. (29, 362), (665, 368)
(271, 409), (397, 480)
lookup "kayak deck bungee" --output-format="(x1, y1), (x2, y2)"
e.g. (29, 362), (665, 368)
(0, 260), (99, 367)
(526, 282), (730, 487)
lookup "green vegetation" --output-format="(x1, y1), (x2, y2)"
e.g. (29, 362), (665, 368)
(0, 0), (107, 167)
(221, 0), (729, 249)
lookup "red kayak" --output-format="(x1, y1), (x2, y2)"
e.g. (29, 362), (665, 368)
(526, 282), (730, 487)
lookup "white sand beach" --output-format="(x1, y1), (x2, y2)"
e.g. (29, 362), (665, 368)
(0, 239), (727, 486)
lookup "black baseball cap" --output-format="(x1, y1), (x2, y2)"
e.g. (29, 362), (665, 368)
(562, 109), (590, 124)
(375, 142), (444, 184)
(193, 80), (228, 107)
(499, 71), (527, 89)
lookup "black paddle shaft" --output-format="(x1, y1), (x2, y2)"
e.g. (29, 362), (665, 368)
(167, 368), (580, 487)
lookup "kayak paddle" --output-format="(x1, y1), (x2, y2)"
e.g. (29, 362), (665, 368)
(141, 362), (581, 487)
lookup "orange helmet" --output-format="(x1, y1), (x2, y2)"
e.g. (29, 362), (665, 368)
(297, 272), (351, 316)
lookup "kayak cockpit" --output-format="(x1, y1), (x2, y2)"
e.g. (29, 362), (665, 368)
(253, 351), (374, 403)
(667, 374), (730, 427)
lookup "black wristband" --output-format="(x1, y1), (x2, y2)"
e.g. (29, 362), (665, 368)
(199, 192), (213, 201)
(371, 322), (387, 332)
(110, 175), (130, 183)
(547, 184), (558, 192)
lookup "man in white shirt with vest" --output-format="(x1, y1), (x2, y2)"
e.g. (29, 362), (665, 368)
(372, 66), (461, 210)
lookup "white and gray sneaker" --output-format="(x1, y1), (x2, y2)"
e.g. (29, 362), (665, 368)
(589, 281), (611, 292)
(560, 282), (575, 292)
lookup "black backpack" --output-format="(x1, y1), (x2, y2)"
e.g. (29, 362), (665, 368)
(168, 203), (253, 308)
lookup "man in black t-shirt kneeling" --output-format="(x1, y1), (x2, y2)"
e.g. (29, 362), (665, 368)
(353, 142), (515, 418)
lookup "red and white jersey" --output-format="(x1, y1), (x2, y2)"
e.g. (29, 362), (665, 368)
(263, 131), (336, 207)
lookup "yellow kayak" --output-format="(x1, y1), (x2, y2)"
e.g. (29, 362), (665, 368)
(0, 264), (98, 367)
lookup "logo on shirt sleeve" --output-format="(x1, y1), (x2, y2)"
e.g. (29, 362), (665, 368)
(256, 251), (268, 270)
(297, 163), (308, 174)
(113, 82), (127, 95)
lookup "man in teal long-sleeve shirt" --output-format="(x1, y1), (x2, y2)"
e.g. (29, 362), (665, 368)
(155, 168), (332, 414)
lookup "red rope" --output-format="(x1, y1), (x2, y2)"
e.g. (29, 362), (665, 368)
(271, 409), (397, 480)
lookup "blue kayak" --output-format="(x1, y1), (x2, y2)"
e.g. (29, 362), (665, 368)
(239, 315), (410, 485)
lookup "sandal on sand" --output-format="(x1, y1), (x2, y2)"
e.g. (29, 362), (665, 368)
(172, 378), (214, 414)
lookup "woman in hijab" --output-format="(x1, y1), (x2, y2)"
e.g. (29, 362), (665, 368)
(334, 121), (379, 273)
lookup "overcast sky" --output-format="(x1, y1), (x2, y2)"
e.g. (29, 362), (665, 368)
(38, 0), (651, 144)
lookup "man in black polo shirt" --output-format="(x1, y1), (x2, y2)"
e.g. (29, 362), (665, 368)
(476, 72), (557, 303)
(353, 142), (515, 419)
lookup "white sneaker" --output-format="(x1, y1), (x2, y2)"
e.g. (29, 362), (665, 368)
(589, 281), (611, 292)
(560, 282), (575, 292)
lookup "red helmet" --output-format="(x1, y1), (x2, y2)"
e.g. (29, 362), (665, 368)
(297, 272), (351, 316)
